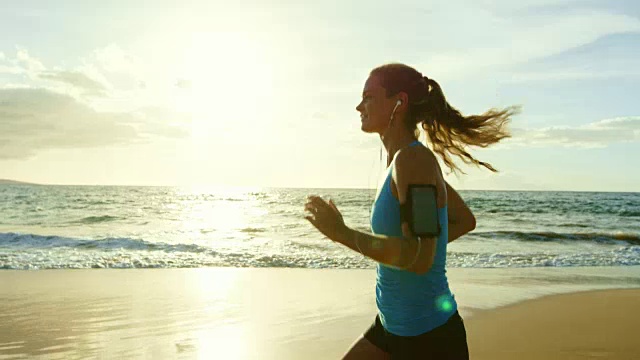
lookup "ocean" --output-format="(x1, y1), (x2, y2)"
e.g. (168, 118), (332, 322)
(1, 185), (638, 270)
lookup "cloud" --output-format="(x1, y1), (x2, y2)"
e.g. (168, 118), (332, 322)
(91, 44), (139, 74)
(0, 45), (148, 98)
(0, 52), (22, 75)
(77, 44), (145, 92)
(15, 48), (45, 74)
(0, 88), (189, 160)
(0, 49), (34, 75)
(0, 49), (114, 98)
(502, 30), (640, 83)
(510, 116), (640, 148)
(418, 5), (640, 80)
(506, 69), (640, 82)
(0, 64), (22, 75)
(39, 70), (108, 96)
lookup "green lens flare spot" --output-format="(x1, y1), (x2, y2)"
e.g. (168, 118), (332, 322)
(436, 295), (454, 312)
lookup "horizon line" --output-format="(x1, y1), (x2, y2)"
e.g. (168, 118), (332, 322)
(1, 179), (638, 194)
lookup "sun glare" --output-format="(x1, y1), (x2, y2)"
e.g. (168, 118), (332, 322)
(172, 31), (277, 139)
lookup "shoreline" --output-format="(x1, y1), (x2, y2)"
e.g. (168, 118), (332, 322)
(2, 266), (640, 313)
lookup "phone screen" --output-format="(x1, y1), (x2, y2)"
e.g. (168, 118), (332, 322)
(410, 185), (440, 236)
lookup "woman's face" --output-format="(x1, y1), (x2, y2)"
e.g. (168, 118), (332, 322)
(356, 74), (395, 134)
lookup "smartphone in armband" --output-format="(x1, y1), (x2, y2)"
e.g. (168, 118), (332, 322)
(399, 184), (441, 237)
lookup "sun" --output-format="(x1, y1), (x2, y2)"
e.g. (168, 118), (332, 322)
(171, 31), (277, 139)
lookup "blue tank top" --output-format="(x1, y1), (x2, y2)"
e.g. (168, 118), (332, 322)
(370, 140), (457, 336)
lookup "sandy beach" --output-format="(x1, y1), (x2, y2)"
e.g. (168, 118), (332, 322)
(1, 266), (639, 359)
(467, 289), (640, 360)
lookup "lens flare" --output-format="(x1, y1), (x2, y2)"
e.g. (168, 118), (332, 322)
(436, 294), (454, 312)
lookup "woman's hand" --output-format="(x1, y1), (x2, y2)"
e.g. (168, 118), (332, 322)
(304, 195), (349, 242)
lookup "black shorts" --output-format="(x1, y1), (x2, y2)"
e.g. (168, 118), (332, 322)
(364, 311), (469, 359)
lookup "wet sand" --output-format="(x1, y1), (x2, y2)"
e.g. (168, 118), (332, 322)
(0, 267), (639, 359)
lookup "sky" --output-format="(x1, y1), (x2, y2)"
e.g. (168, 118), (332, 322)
(0, 0), (639, 191)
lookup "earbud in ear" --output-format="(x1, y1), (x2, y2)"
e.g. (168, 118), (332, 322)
(390, 99), (402, 123)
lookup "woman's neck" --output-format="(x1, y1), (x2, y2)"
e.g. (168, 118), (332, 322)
(381, 130), (418, 167)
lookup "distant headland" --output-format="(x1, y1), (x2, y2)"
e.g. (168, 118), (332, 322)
(0, 179), (40, 185)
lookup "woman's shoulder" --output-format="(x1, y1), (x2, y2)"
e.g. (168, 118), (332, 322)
(393, 145), (447, 205)
(395, 144), (437, 169)
(393, 144), (440, 184)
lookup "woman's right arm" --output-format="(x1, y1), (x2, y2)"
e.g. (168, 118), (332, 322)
(446, 182), (476, 242)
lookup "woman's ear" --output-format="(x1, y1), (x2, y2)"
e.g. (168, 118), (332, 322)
(398, 92), (409, 109)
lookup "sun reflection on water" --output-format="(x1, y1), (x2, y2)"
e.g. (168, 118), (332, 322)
(173, 185), (270, 243)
